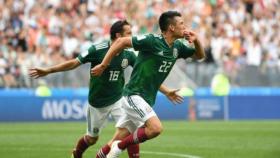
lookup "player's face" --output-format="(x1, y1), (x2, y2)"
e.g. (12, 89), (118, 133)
(121, 25), (132, 37)
(171, 16), (186, 38)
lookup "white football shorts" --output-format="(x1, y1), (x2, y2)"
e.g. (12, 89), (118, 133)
(116, 95), (158, 132)
(86, 97), (129, 137)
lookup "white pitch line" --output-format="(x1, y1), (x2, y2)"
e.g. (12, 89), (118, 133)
(141, 151), (202, 158)
(4, 147), (202, 158)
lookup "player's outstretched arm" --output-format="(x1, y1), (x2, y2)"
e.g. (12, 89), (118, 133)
(159, 85), (184, 105)
(29, 58), (81, 79)
(91, 37), (132, 76)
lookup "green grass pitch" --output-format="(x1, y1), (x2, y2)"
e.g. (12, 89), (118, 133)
(0, 121), (279, 158)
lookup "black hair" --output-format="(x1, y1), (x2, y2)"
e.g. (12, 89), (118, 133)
(110, 20), (130, 40)
(159, 11), (181, 32)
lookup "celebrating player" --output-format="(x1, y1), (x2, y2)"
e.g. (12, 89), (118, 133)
(29, 20), (140, 158)
(91, 11), (205, 158)
(29, 19), (184, 158)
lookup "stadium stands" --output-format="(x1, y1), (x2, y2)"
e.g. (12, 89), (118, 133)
(0, 0), (279, 88)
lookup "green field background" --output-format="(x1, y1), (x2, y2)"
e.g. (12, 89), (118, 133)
(0, 121), (279, 158)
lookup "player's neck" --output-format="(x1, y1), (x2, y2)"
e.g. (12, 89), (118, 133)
(162, 33), (176, 47)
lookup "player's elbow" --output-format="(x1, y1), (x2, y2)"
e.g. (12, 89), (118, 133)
(196, 53), (206, 60)
(194, 51), (206, 61)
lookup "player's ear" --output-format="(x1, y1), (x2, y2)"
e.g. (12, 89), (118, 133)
(169, 24), (175, 32)
(116, 33), (122, 38)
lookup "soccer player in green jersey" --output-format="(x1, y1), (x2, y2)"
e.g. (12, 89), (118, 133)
(29, 20), (141, 158)
(91, 11), (205, 158)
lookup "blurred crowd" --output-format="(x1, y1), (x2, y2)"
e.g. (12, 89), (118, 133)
(0, 0), (279, 88)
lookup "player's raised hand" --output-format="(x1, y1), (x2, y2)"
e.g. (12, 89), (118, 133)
(183, 30), (197, 44)
(165, 89), (184, 105)
(91, 64), (107, 76)
(29, 68), (50, 79)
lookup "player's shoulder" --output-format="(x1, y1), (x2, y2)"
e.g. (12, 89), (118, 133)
(149, 35), (165, 45)
(174, 38), (194, 47)
(92, 40), (110, 51)
(151, 33), (162, 38)
(134, 33), (161, 40)
(175, 38), (186, 44)
(149, 33), (162, 40)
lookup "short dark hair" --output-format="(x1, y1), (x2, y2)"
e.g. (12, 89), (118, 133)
(159, 11), (181, 32)
(110, 20), (130, 40)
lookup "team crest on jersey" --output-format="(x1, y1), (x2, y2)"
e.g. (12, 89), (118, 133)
(121, 59), (129, 68)
(145, 106), (152, 113)
(173, 48), (178, 58)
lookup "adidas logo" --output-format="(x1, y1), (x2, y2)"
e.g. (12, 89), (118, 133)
(158, 51), (164, 56)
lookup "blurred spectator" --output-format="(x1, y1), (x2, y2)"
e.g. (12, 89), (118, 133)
(0, 0), (279, 88)
(0, 52), (7, 87)
(35, 79), (52, 97)
(211, 69), (231, 96)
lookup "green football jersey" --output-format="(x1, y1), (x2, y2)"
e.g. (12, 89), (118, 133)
(77, 41), (136, 108)
(123, 34), (195, 106)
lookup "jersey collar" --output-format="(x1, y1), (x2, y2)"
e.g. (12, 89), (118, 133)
(161, 34), (174, 48)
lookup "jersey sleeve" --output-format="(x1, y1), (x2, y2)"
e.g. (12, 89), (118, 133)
(77, 45), (96, 64)
(176, 39), (196, 59)
(131, 34), (154, 52)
